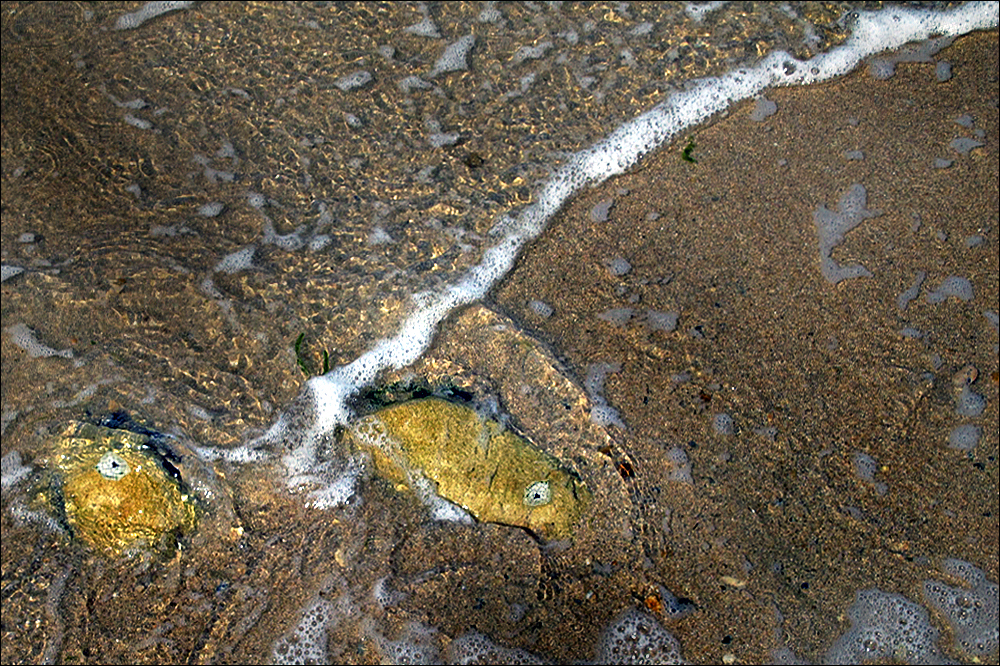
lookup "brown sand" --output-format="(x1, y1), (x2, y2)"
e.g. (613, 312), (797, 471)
(1, 4), (997, 664)
(492, 29), (998, 662)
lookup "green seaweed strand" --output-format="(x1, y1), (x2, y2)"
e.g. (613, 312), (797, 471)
(294, 332), (312, 377)
(295, 332), (332, 377)
(681, 138), (697, 163)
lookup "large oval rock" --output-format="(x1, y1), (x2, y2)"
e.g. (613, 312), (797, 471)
(347, 398), (591, 541)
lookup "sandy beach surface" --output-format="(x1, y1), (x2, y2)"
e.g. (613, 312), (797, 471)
(2, 3), (997, 664)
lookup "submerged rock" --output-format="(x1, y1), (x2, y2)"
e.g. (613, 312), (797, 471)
(346, 398), (591, 540)
(35, 419), (200, 556)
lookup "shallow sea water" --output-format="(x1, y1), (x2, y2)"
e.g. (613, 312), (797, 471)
(1, 2), (997, 664)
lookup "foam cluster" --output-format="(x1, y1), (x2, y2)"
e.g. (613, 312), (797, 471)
(824, 589), (945, 664)
(5, 323), (74, 359)
(812, 184), (880, 284)
(926, 276), (975, 304)
(270, 596), (337, 665)
(1, 451), (32, 494)
(596, 607), (684, 665)
(430, 35), (476, 77)
(1, 264), (25, 282)
(446, 631), (544, 665)
(368, 620), (441, 665)
(584, 363), (626, 428)
(923, 559), (999, 659)
(114, 1), (193, 31)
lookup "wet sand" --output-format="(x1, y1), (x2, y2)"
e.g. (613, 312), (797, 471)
(493, 29), (999, 662)
(2, 3), (997, 665)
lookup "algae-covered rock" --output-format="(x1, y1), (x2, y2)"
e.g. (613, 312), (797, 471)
(39, 420), (200, 556)
(347, 398), (591, 540)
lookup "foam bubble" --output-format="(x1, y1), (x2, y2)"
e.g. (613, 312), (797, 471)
(5, 323), (74, 359)
(430, 35), (475, 77)
(712, 413), (734, 436)
(114, 1), (193, 31)
(927, 276), (974, 303)
(950, 137), (985, 155)
(947, 424), (982, 451)
(1, 265), (25, 282)
(852, 451), (888, 495)
(404, 15), (440, 39)
(590, 199), (615, 222)
(1, 451), (32, 494)
(335, 70), (373, 92)
(813, 184), (880, 284)
(599, 308), (635, 326)
(607, 257), (632, 276)
(897, 271), (927, 310)
(749, 95), (778, 121)
(197, 201), (225, 218)
(214, 246), (256, 274)
(665, 446), (693, 484)
(645, 310), (679, 332)
(585, 363), (625, 428)
(955, 385), (986, 417)
(528, 299), (554, 318)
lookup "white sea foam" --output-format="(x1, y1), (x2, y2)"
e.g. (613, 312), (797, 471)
(248, 2), (998, 502)
(114, 1), (193, 31)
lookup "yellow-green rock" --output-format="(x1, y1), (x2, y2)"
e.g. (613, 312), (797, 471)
(347, 398), (590, 540)
(45, 421), (199, 556)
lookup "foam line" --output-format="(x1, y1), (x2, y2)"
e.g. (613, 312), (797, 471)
(309, 2), (997, 420)
(223, 3), (997, 499)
